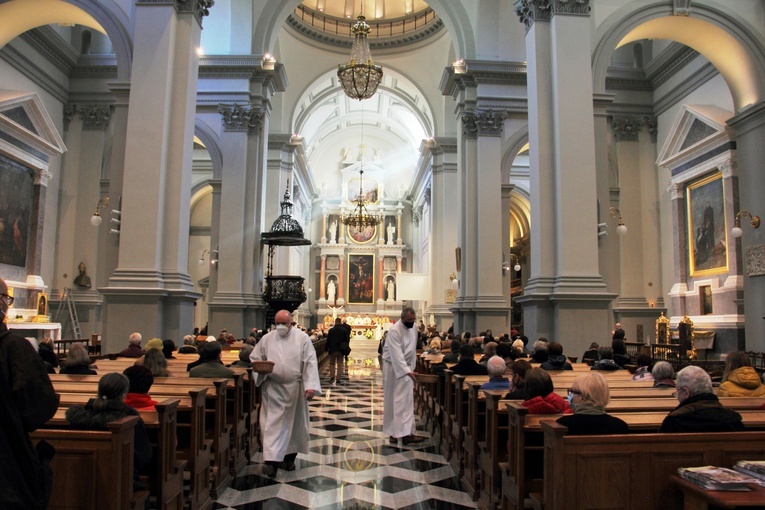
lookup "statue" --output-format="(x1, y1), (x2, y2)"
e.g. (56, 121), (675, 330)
(386, 279), (395, 302)
(386, 223), (395, 245)
(327, 279), (336, 304)
(342, 147), (351, 161)
(73, 261), (91, 289)
(329, 220), (337, 243)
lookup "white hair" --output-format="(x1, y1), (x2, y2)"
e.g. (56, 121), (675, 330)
(129, 332), (142, 345)
(487, 356), (506, 377)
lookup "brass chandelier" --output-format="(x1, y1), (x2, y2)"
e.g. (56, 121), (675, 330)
(337, 15), (383, 100)
(342, 167), (379, 229)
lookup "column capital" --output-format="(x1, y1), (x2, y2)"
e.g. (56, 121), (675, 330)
(63, 103), (77, 131)
(610, 115), (643, 142)
(218, 103), (265, 134)
(173, 0), (213, 25)
(551, 0), (591, 16)
(413, 205), (423, 226)
(34, 168), (52, 187)
(643, 115), (658, 143)
(79, 104), (112, 131)
(515, 0), (551, 30)
(668, 182), (684, 200)
(462, 109), (507, 139)
(719, 157), (737, 178)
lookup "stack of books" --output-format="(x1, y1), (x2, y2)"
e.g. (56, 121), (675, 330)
(677, 465), (758, 491)
(733, 460), (765, 486)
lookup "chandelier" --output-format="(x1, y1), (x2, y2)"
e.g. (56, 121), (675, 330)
(337, 15), (383, 100)
(342, 168), (379, 229)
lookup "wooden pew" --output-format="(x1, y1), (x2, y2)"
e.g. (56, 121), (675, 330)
(31, 416), (149, 510)
(501, 403), (765, 510)
(541, 422), (765, 510)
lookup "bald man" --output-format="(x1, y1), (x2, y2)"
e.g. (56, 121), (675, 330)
(0, 278), (59, 509)
(250, 310), (321, 477)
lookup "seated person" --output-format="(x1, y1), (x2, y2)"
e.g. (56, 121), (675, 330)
(511, 339), (526, 358)
(178, 335), (198, 354)
(38, 335), (59, 369)
(441, 340), (461, 363)
(65, 372), (152, 490)
(530, 340), (549, 363)
(651, 361), (676, 388)
(143, 348), (170, 377)
(632, 354), (654, 381)
(118, 332), (145, 358)
(59, 343), (97, 375)
(540, 342), (573, 370)
(186, 337), (216, 371)
(144, 337), (164, 352)
(479, 342), (498, 366)
(425, 337), (442, 354)
(557, 372), (629, 435)
(481, 356), (511, 390)
(521, 368), (571, 414)
(230, 345), (254, 368)
(590, 346), (622, 371)
(162, 339), (177, 359)
(718, 351), (765, 397)
(659, 365), (744, 432)
(496, 342), (515, 364)
(611, 338), (631, 368)
(451, 344), (488, 376)
(123, 365), (158, 410)
(505, 359), (532, 400)
(581, 342), (600, 363)
(189, 341), (235, 378)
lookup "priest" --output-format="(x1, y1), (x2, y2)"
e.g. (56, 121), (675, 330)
(382, 306), (425, 445)
(250, 309), (321, 477)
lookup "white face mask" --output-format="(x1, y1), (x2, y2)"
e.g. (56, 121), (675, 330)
(275, 324), (290, 337)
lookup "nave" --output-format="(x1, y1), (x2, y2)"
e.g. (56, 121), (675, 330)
(213, 341), (476, 510)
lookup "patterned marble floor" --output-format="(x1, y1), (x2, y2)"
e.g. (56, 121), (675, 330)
(212, 341), (477, 510)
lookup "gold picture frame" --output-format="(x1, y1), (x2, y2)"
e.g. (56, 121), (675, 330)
(687, 172), (728, 277)
(655, 311), (670, 345)
(347, 253), (375, 305)
(32, 292), (49, 323)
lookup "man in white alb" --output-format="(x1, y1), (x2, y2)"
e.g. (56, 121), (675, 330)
(250, 310), (321, 477)
(382, 306), (425, 445)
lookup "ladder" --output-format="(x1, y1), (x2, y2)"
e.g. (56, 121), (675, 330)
(55, 288), (81, 339)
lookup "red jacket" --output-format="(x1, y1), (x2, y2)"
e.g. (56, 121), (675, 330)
(124, 393), (158, 411)
(522, 392), (572, 415)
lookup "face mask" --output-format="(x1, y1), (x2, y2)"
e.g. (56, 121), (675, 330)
(403, 320), (415, 329)
(275, 324), (289, 337)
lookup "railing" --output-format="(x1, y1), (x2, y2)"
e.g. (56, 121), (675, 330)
(291, 5), (438, 38)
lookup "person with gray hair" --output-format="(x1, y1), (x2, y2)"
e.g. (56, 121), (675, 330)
(659, 365), (744, 433)
(382, 307), (426, 445)
(178, 335), (198, 354)
(230, 344), (254, 367)
(481, 356), (511, 390)
(651, 361), (676, 388)
(118, 332), (145, 358)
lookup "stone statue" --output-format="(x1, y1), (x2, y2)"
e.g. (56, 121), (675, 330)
(386, 279), (395, 302)
(329, 220), (337, 243)
(327, 280), (336, 304)
(386, 223), (395, 245)
(73, 261), (91, 289)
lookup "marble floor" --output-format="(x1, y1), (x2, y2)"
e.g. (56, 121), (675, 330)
(212, 339), (477, 510)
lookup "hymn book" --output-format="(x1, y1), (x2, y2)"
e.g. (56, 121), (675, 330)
(677, 466), (757, 491)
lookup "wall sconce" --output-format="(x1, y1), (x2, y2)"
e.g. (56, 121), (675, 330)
(90, 197), (109, 226)
(609, 207), (628, 235)
(199, 247), (219, 267)
(502, 254), (521, 274)
(449, 272), (458, 284)
(731, 210), (760, 238)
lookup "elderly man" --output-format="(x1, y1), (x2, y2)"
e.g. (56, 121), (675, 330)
(118, 332), (145, 358)
(0, 278), (59, 509)
(250, 310), (321, 477)
(382, 306), (425, 445)
(189, 341), (235, 378)
(659, 365), (744, 432)
(481, 356), (511, 390)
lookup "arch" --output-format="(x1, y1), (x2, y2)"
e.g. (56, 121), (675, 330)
(0, 0), (133, 80)
(592, 1), (765, 111)
(509, 188), (531, 244)
(501, 125), (529, 183)
(251, 0), (474, 60)
(194, 121), (223, 181)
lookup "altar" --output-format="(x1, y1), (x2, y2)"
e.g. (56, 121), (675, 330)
(7, 321), (62, 341)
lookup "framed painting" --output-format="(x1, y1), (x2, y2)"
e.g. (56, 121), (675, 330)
(687, 172), (728, 277)
(0, 156), (33, 267)
(347, 253), (375, 304)
(347, 224), (377, 244)
(346, 176), (379, 204)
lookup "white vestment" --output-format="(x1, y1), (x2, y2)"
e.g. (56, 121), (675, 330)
(382, 319), (417, 438)
(250, 327), (321, 461)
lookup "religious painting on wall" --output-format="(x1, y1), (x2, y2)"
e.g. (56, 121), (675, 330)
(0, 156), (33, 267)
(348, 224), (376, 244)
(347, 253), (374, 304)
(346, 175), (379, 204)
(687, 172), (728, 277)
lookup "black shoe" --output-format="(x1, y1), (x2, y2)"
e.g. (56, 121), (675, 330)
(389, 436), (398, 445)
(284, 461), (296, 471)
(402, 435), (426, 445)
(263, 462), (279, 478)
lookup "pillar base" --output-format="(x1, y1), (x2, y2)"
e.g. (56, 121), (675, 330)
(450, 295), (509, 336)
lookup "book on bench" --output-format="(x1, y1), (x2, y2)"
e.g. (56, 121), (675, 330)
(733, 461), (765, 486)
(677, 466), (758, 491)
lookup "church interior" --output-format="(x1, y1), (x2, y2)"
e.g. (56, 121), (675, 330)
(2, 0), (765, 508)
